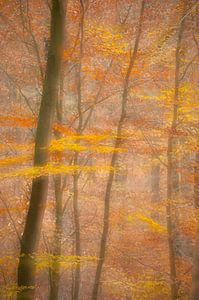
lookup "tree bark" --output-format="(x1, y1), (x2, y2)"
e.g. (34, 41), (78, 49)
(166, 5), (185, 299)
(151, 158), (160, 220)
(72, 1), (85, 299)
(151, 163), (160, 202)
(72, 161), (82, 300)
(17, 1), (65, 299)
(191, 231), (199, 300)
(191, 149), (199, 299)
(194, 150), (199, 209)
(49, 175), (63, 300)
(91, 1), (146, 299)
(49, 43), (67, 300)
(190, 4), (199, 297)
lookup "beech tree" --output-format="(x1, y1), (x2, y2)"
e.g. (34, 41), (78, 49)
(166, 2), (186, 299)
(92, 1), (146, 298)
(17, 1), (66, 299)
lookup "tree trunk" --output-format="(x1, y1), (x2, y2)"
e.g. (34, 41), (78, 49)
(72, 162), (81, 300)
(191, 231), (199, 300)
(166, 5), (185, 299)
(151, 163), (160, 202)
(151, 158), (160, 220)
(194, 150), (199, 209)
(91, 1), (146, 299)
(191, 146), (199, 299)
(72, 1), (85, 299)
(17, 1), (65, 299)
(49, 175), (63, 300)
(49, 41), (67, 300)
(191, 5), (199, 297)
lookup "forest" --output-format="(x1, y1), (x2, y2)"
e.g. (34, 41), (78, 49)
(0, 0), (199, 299)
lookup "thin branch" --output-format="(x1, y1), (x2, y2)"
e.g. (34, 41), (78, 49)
(129, 96), (168, 167)
(180, 54), (198, 81)
(62, 195), (72, 215)
(179, 0), (199, 26)
(81, 59), (113, 131)
(19, 0), (44, 82)
(0, 64), (36, 116)
(0, 192), (21, 243)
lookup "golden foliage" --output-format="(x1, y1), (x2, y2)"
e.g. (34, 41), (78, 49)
(0, 154), (31, 167)
(86, 21), (128, 58)
(49, 139), (127, 153)
(128, 212), (167, 234)
(0, 115), (36, 128)
(35, 253), (98, 270)
(0, 134), (127, 168)
(0, 285), (35, 298)
(0, 163), (115, 179)
(133, 276), (169, 298)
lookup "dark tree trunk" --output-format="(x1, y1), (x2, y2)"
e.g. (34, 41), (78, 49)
(166, 5), (185, 299)
(91, 1), (146, 299)
(17, 1), (65, 299)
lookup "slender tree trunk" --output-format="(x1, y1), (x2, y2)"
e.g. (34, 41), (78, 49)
(166, 144), (179, 300)
(49, 175), (63, 300)
(166, 6), (185, 299)
(17, 1), (65, 299)
(151, 163), (160, 202)
(191, 232), (199, 300)
(194, 150), (199, 209)
(91, 1), (146, 299)
(72, 161), (81, 300)
(49, 45), (66, 300)
(72, 2), (85, 300)
(191, 146), (199, 299)
(151, 157), (160, 220)
(191, 4), (199, 297)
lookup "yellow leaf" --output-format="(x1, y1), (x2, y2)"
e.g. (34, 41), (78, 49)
(0, 163), (115, 179)
(0, 155), (31, 167)
(128, 213), (167, 234)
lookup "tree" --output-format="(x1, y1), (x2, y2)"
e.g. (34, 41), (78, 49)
(17, 1), (66, 299)
(91, 1), (146, 299)
(166, 3), (186, 298)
